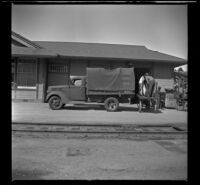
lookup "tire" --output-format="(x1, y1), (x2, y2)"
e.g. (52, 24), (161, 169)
(138, 100), (142, 112)
(49, 96), (63, 110)
(104, 97), (119, 112)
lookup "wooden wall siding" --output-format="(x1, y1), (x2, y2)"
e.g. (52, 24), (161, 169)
(88, 60), (127, 68)
(69, 59), (154, 76)
(156, 79), (174, 92)
(129, 62), (152, 68)
(153, 63), (174, 91)
(88, 60), (111, 68)
(48, 73), (69, 86)
(70, 61), (87, 76)
(48, 58), (69, 65)
(111, 62), (127, 68)
(12, 56), (175, 101)
(14, 90), (37, 99)
(153, 63), (173, 79)
(47, 59), (69, 86)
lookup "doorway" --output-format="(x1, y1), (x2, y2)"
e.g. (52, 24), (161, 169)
(134, 68), (150, 94)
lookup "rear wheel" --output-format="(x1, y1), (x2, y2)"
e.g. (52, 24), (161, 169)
(49, 96), (63, 110)
(104, 97), (119, 112)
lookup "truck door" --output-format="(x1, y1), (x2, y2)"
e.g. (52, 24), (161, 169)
(69, 79), (86, 101)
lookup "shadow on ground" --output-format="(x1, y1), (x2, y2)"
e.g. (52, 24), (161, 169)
(12, 169), (51, 180)
(61, 104), (163, 113)
(155, 140), (187, 154)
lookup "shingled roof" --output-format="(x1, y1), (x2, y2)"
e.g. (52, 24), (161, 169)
(11, 31), (186, 65)
(34, 41), (187, 65)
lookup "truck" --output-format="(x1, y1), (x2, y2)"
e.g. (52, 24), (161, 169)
(46, 67), (135, 111)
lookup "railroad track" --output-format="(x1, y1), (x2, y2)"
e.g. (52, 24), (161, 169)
(12, 123), (187, 140)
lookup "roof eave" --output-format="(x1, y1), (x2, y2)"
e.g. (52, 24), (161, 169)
(12, 31), (43, 49)
(12, 54), (58, 58)
(57, 54), (187, 64)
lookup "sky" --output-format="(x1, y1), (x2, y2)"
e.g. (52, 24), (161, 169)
(12, 4), (187, 70)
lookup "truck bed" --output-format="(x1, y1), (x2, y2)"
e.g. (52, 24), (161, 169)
(86, 68), (135, 92)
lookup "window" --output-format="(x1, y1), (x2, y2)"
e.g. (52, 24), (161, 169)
(12, 59), (37, 89)
(16, 60), (36, 88)
(74, 79), (82, 86)
(48, 64), (68, 73)
(17, 63), (36, 73)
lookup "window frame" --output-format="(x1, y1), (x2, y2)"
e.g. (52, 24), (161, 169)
(73, 79), (82, 87)
(12, 58), (37, 90)
(48, 63), (68, 73)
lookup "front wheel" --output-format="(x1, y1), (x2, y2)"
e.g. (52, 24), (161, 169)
(104, 97), (119, 112)
(49, 96), (63, 110)
(138, 100), (142, 112)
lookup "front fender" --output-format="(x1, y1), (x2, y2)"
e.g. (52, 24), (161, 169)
(46, 91), (69, 104)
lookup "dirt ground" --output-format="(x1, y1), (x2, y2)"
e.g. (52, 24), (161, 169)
(12, 102), (187, 126)
(12, 136), (187, 180)
(12, 102), (187, 180)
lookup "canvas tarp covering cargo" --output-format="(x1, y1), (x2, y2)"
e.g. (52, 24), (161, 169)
(87, 68), (135, 91)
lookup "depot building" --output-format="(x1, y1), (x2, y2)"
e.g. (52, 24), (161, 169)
(11, 31), (187, 102)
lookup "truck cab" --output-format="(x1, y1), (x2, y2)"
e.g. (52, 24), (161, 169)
(46, 76), (87, 110)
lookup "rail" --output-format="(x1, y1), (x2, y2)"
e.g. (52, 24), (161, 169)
(12, 123), (187, 140)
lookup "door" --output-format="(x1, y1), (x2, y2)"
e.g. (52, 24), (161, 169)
(69, 79), (86, 101)
(47, 63), (69, 86)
